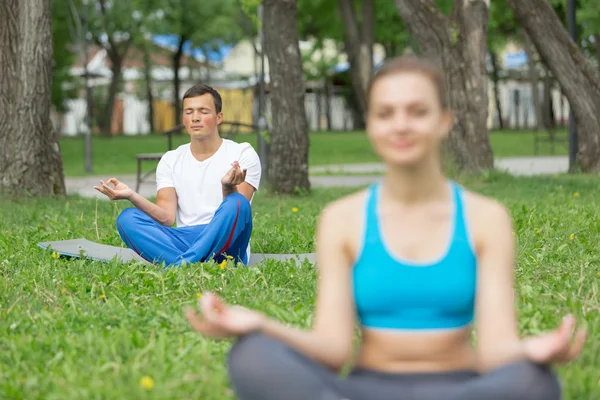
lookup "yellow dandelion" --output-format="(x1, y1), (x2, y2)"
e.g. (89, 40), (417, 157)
(292, 207), (298, 213)
(570, 233), (575, 240)
(573, 192), (580, 197)
(51, 251), (60, 259)
(225, 255), (233, 260)
(553, 218), (557, 221)
(196, 292), (202, 299)
(139, 376), (154, 390)
(219, 260), (227, 270)
(43, 305), (48, 311)
(99, 294), (106, 299)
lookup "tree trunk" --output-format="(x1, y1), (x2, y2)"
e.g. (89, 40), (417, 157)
(263, 0), (310, 193)
(523, 32), (543, 130)
(506, 0), (600, 172)
(325, 78), (332, 131)
(100, 57), (122, 136)
(594, 33), (600, 73)
(0, 0), (66, 196)
(173, 35), (187, 126)
(337, 0), (374, 128)
(489, 50), (504, 129)
(143, 44), (155, 133)
(393, 0), (494, 172)
(542, 64), (556, 130)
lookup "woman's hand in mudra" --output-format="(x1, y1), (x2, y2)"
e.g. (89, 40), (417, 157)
(185, 292), (265, 339)
(522, 314), (587, 365)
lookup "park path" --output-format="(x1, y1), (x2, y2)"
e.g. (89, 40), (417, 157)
(66, 156), (569, 200)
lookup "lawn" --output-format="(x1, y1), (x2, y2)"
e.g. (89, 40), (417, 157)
(59, 129), (568, 177)
(1, 173), (598, 399)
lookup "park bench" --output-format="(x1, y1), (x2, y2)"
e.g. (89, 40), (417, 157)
(134, 121), (260, 192)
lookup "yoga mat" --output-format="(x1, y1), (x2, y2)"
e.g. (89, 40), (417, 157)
(38, 238), (316, 267)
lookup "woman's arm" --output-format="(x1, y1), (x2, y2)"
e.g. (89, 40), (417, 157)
(472, 197), (586, 371)
(472, 199), (524, 371)
(256, 201), (357, 370)
(187, 199), (358, 372)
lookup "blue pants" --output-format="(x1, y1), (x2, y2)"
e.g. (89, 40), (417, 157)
(116, 193), (253, 267)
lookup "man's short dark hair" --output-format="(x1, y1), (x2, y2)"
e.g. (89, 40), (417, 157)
(182, 84), (223, 114)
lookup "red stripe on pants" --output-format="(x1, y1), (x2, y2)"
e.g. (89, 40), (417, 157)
(217, 199), (240, 254)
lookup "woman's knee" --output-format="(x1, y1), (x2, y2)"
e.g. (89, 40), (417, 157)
(501, 360), (562, 400)
(227, 332), (284, 381)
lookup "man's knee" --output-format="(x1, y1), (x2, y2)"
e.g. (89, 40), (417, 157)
(116, 208), (146, 231)
(222, 192), (251, 213)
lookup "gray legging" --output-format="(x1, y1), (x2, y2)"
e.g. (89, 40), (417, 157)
(227, 332), (562, 400)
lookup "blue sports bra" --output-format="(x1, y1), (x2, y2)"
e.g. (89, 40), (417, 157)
(352, 181), (477, 331)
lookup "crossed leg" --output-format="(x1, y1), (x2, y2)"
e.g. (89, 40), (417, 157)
(116, 193), (252, 266)
(227, 333), (562, 400)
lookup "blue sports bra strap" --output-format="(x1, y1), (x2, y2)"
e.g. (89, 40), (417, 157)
(363, 182), (381, 243)
(451, 181), (469, 243)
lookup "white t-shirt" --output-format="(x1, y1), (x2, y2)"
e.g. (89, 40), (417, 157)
(155, 139), (261, 228)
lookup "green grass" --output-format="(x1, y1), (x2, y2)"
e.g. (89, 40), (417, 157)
(1, 173), (599, 399)
(59, 129), (568, 177)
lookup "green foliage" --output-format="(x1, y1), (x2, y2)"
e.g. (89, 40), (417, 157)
(488, 0), (520, 53)
(152, 0), (244, 58)
(50, 0), (78, 113)
(374, 0), (410, 56)
(298, 0), (343, 41)
(1, 175), (599, 399)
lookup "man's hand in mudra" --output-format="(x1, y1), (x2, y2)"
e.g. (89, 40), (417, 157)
(221, 162), (247, 197)
(221, 161), (247, 187)
(94, 178), (135, 201)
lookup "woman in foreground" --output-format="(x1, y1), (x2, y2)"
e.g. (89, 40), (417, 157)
(185, 55), (586, 400)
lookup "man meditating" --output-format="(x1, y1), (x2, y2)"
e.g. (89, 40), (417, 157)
(94, 84), (262, 267)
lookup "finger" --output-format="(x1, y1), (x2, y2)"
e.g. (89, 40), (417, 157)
(185, 307), (223, 336)
(565, 328), (587, 361)
(234, 170), (244, 183)
(102, 183), (115, 194)
(102, 184), (117, 198)
(185, 307), (209, 333)
(242, 169), (247, 180)
(555, 315), (578, 360)
(200, 293), (221, 321)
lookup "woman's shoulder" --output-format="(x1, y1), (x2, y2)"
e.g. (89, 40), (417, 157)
(321, 187), (370, 219)
(459, 185), (514, 252)
(460, 186), (512, 221)
(316, 187), (372, 240)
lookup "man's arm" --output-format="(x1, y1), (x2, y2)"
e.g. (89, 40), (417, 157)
(222, 182), (256, 201)
(128, 187), (178, 227)
(93, 177), (178, 227)
(221, 161), (256, 201)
